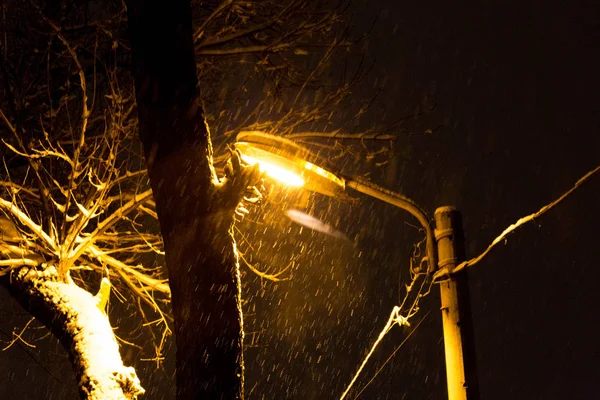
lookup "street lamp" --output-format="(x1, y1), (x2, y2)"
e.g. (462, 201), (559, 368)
(234, 131), (479, 400)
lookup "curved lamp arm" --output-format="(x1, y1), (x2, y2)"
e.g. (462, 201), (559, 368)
(345, 177), (437, 274)
(233, 131), (437, 274)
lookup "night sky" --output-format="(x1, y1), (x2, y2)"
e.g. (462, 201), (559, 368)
(2, 0), (599, 399)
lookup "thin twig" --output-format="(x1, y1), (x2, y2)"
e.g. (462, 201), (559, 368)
(2, 317), (36, 350)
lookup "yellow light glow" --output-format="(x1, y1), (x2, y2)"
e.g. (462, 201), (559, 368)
(240, 154), (305, 187)
(304, 161), (345, 188)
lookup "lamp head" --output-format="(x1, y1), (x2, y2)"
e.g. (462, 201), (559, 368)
(234, 131), (345, 197)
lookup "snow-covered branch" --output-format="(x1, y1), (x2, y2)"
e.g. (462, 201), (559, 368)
(1, 266), (145, 399)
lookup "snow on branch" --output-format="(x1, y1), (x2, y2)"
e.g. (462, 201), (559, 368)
(1, 266), (145, 399)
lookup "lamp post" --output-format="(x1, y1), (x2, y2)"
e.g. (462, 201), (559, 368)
(234, 131), (479, 400)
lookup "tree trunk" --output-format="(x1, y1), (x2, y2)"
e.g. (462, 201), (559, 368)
(125, 1), (245, 398)
(1, 266), (144, 399)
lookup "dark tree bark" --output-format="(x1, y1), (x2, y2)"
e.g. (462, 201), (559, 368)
(125, 1), (247, 398)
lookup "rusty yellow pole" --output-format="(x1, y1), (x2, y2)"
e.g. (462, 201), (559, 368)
(435, 207), (479, 400)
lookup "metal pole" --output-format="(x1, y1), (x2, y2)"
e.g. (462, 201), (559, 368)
(434, 207), (479, 400)
(345, 178), (437, 273)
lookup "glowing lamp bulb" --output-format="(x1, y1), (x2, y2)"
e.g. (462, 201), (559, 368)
(240, 154), (305, 187)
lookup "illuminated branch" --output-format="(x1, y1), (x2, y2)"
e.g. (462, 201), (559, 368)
(86, 245), (170, 295)
(0, 258), (41, 270)
(106, 169), (149, 190)
(238, 251), (291, 282)
(64, 189), (153, 270)
(197, 2), (296, 47)
(196, 43), (295, 56)
(0, 109), (54, 228)
(29, 3), (95, 244)
(0, 198), (56, 252)
(195, 0), (234, 40)
(2, 140), (74, 166)
(0, 181), (40, 199)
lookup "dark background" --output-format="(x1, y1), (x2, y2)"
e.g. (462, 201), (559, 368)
(2, 0), (599, 399)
